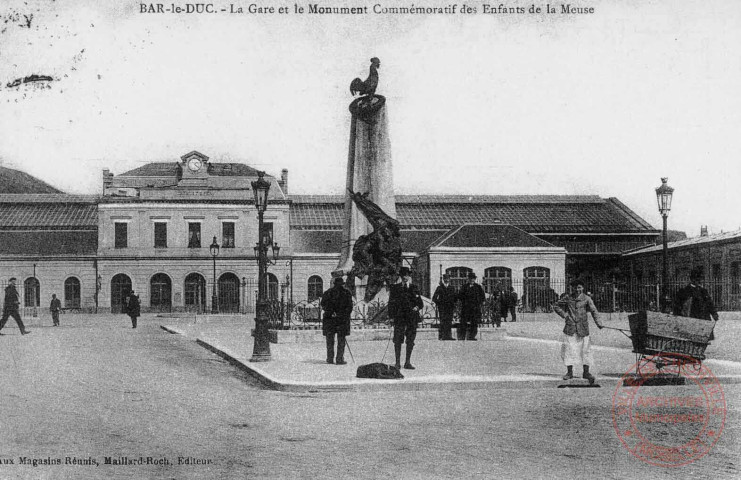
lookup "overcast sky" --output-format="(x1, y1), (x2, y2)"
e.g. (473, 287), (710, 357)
(1, 0), (739, 236)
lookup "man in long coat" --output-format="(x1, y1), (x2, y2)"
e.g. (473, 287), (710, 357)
(388, 267), (424, 369)
(127, 291), (141, 329)
(321, 277), (354, 365)
(50, 293), (62, 326)
(672, 266), (719, 340)
(458, 272), (485, 340)
(673, 266), (719, 321)
(0, 277), (31, 335)
(432, 274), (457, 340)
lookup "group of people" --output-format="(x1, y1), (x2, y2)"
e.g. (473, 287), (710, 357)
(321, 267), (424, 370)
(321, 264), (721, 380)
(552, 266), (719, 384)
(431, 272), (518, 341)
(0, 276), (141, 334)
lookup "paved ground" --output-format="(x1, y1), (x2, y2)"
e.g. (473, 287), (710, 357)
(0, 312), (739, 479)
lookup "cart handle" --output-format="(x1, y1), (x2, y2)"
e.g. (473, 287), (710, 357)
(601, 325), (632, 339)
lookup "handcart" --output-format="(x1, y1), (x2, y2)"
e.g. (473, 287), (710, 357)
(603, 310), (716, 381)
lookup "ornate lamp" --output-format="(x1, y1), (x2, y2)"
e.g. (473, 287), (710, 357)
(655, 178), (674, 312)
(251, 171), (272, 362)
(210, 236), (220, 314)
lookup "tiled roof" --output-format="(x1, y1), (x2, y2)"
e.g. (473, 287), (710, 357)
(430, 224), (558, 249)
(0, 194), (98, 203)
(289, 195), (606, 204)
(0, 166), (63, 194)
(0, 202), (98, 228)
(119, 162), (270, 178)
(0, 231), (97, 256)
(290, 229), (452, 254)
(624, 229), (741, 256)
(289, 196), (657, 234)
(119, 162), (179, 177)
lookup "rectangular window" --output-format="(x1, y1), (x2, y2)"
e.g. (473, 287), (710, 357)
(262, 222), (274, 246)
(188, 222), (201, 248)
(114, 222), (128, 249)
(154, 222), (167, 248)
(222, 222), (235, 248)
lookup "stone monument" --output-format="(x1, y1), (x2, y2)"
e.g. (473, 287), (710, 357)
(334, 58), (401, 302)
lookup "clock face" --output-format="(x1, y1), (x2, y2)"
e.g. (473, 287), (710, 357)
(187, 158), (202, 172)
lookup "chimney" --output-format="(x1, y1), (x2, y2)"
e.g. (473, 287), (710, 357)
(278, 168), (288, 194)
(700, 225), (708, 237)
(102, 168), (113, 193)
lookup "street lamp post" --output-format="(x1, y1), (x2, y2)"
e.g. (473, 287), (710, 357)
(210, 236), (220, 314)
(251, 171), (273, 362)
(655, 177), (674, 312)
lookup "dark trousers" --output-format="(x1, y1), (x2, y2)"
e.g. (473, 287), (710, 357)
(52, 311), (60, 326)
(457, 317), (478, 340)
(503, 305), (517, 322)
(326, 334), (346, 362)
(0, 309), (26, 332)
(129, 315), (138, 328)
(438, 312), (454, 340)
(393, 321), (417, 346)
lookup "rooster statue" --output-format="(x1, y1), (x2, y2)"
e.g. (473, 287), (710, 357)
(350, 57), (380, 97)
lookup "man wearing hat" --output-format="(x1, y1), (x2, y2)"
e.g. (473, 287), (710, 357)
(673, 266), (719, 336)
(458, 272), (485, 340)
(320, 276), (354, 364)
(0, 277), (31, 335)
(432, 273), (457, 340)
(388, 267), (424, 369)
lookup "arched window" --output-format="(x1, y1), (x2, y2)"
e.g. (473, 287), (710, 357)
(184, 273), (207, 313)
(266, 273), (279, 300)
(445, 267), (473, 293)
(218, 273), (241, 313)
(64, 277), (81, 308)
(150, 273), (172, 312)
(523, 266), (552, 312)
(307, 275), (324, 302)
(483, 267), (512, 295)
(111, 274), (132, 313)
(24, 277), (40, 308)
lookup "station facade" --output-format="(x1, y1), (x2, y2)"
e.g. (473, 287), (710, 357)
(0, 151), (660, 313)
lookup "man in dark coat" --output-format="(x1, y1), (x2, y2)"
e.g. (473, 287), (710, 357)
(50, 293), (62, 326)
(321, 277), (354, 365)
(458, 272), (485, 340)
(388, 267), (424, 369)
(502, 286), (518, 323)
(0, 277), (30, 335)
(432, 274), (457, 340)
(127, 291), (141, 329)
(489, 282), (503, 328)
(673, 266), (719, 338)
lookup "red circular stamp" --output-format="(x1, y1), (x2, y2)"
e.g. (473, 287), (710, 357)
(612, 353), (726, 467)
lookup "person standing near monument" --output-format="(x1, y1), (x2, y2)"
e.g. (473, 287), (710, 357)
(50, 293), (62, 326)
(320, 277), (354, 365)
(388, 267), (423, 369)
(0, 277), (31, 335)
(432, 274), (457, 340)
(553, 280), (603, 384)
(458, 272), (485, 340)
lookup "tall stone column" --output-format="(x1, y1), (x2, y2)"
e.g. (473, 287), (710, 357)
(334, 95), (397, 279)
